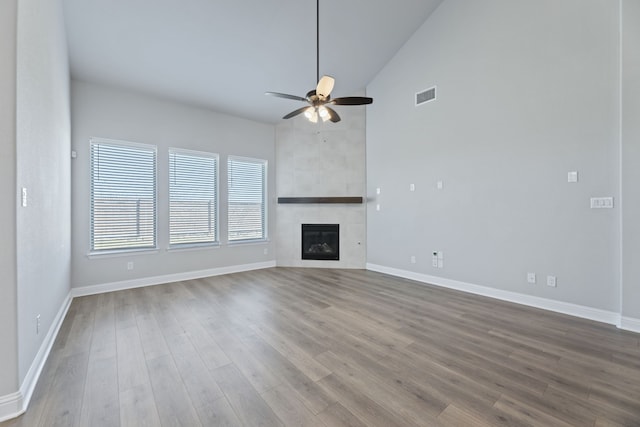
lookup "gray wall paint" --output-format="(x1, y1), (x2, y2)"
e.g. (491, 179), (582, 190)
(622, 0), (640, 319)
(0, 0), (19, 397)
(15, 0), (71, 383)
(71, 81), (276, 288)
(366, 0), (621, 311)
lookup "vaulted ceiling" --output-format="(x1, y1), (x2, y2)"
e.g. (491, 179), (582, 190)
(63, 0), (444, 123)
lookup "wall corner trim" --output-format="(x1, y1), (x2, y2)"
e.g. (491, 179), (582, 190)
(0, 292), (72, 423)
(365, 263), (624, 328)
(620, 316), (640, 333)
(0, 392), (23, 423)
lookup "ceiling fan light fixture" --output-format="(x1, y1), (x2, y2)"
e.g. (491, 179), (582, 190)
(304, 107), (313, 119)
(318, 106), (330, 122)
(316, 76), (335, 98)
(305, 107), (319, 123)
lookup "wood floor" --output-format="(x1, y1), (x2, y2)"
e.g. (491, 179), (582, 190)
(3, 268), (640, 427)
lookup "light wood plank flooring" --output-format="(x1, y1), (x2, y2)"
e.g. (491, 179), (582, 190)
(3, 267), (640, 426)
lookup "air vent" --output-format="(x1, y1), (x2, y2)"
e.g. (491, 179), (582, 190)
(415, 87), (436, 106)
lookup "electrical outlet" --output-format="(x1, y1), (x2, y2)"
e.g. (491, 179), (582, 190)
(527, 273), (536, 284)
(263, 248), (268, 255)
(409, 183), (415, 192)
(36, 314), (41, 335)
(547, 276), (557, 287)
(127, 261), (134, 271)
(590, 197), (614, 209)
(410, 255), (416, 264)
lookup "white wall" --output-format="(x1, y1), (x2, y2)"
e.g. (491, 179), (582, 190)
(0, 0), (71, 417)
(275, 100), (367, 268)
(366, 0), (621, 313)
(71, 81), (276, 289)
(0, 0), (19, 399)
(621, 0), (640, 322)
(16, 0), (72, 385)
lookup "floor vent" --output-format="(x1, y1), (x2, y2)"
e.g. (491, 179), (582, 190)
(415, 87), (436, 106)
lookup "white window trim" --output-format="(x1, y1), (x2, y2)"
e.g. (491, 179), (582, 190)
(226, 239), (270, 247)
(166, 242), (221, 253)
(86, 248), (160, 259)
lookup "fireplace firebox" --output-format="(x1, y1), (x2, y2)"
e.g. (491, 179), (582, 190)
(301, 224), (339, 261)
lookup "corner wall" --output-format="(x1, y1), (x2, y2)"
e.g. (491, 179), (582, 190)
(16, 0), (72, 385)
(0, 0), (72, 419)
(0, 0), (19, 400)
(621, 0), (640, 325)
(366, 0), (621, 314)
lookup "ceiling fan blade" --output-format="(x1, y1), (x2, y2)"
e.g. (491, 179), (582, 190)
(316, 75), (335, 98)
(265, 92), (307, 102)
(331, 96), (374, 106)
(325, 106), (341, 123)
(283, 106), (311, 120)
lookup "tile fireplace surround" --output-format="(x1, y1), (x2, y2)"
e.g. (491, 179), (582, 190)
(275, 102), (367, 269)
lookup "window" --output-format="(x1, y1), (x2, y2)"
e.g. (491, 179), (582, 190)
(228, 156), (267, 242)
(90, 138), (157, 252)
(169, 149), (218, 246)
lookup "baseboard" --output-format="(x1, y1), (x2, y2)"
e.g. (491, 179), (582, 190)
(72, 261), (277, 297)
(366, 263), (622, 327)
(0, 292), (72, 423)
(0, 392), (23, 423)
(620, 316), (640, 333)
(20, 293), (72, 408)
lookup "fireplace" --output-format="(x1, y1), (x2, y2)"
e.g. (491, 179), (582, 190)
(301, 224), (339, 261)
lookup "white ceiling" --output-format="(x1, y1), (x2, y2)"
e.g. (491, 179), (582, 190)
(62, 0), (444, 124)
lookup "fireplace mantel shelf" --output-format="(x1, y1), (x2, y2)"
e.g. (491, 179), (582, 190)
(277, 197), (363, 204)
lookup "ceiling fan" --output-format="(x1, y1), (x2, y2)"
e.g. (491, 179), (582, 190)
(265, 0), (373, 123)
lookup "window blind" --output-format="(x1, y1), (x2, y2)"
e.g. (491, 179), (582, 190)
(169, 149), (218, 246)
(90, 139), (157, 252)
(228, 156), (267, 242)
